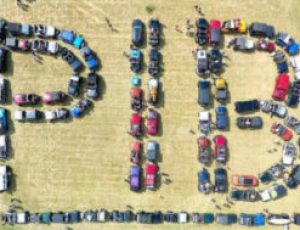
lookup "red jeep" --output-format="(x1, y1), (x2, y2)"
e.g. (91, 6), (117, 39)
(145, 162), (158, 190)
(209, 19), (222, 46)
(213, 135), (227, 164)
(129, 113), (142, 137)
(272, 74), (290, 101)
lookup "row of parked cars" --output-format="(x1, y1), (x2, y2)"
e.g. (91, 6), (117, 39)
(3, 210), (300, 226)
(129, 18), (162, 192)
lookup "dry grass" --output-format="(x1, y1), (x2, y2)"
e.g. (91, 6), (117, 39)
(0, 0), (300, 229)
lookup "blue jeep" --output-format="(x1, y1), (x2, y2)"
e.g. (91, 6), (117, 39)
(239, 213), (265, 226)
(0, 108), (8, 134)
(215, 105), (228, 130)
(130, 49), (142, 73)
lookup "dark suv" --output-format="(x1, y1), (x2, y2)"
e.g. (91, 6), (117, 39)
(235, 100), (260, 113)
(249, 22), (275, 39)
(198, 80), (210, 106)
(132, 19), (143, 47)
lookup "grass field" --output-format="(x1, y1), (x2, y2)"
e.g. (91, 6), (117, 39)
(1, 0), (300, 229)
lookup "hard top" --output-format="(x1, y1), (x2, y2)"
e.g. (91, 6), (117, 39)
(146, 163), (158, 174)
(199, 111), (210, 121)
(130, 165), (140, 176)
(130, 49), (141, 58)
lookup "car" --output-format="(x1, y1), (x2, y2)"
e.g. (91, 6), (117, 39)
(130, 141), (141, 164)
(272, 74), (290, 101)
(267, 214), (291, 225)
(129, 113), (142, 137)
(0, 48), (7, 73)
(0, 77), (7, 103)
(230, 188), (260, 202)
(97, 209), (109, 222)
(276, 32), (299, 55)
(234, 99), (260, 113)
(58, 30), (75, 45)
(136, 211), (163, 224)
(6, 22), (32, 36)
(17, 38), (31, 51)
(259, 183), (287, 202)
(148, 18), (160, 46)
(260, 100), (287, 118)
(196, 50), (209, 76)
(236, 116), (263, 129)
(208, 19), (221, 46)
(249, 22), (275, 38)
(86, 73), (99, 99)
(14, 109), (42, 122)
(31, 39), (48, 53)
(284, 116), (300, 134)
(208, 48), (223, 74)
(145, 162), (158, 190)
(215, 78), (227, 102)
(42, 91), (66, 104)
(198, 111), (211, 135)
(213, 135), (227, 164)
(0, 135), (8, 159)
(132, 19), (143, 47)
(147, 78), (159, 105)
(146, 108), (158, 135)
(177, 212), (189, 224)
(13, 93), (40, 106)
(216, 213), (237, 225)
(0, 108), (8, 134)
(221, 19), (247, 33)
(0, 165), (10, 192)
(130, 165), (141, 191)
(285, 81), (300, 107)
(147, 141), (159, 162)
(33, 24), (58, 38)
(130, 87), (143, 111)
(294, 213), (300, 225)
(45, 108), (69, 122)
(290, 55), (300, 81)
(239, 213), (265, 226)
(198, 136), (211, 165)
(130, 48), (142, 73)
(271, 122), (293, 141)
(70, 98), (92, 118)
(214, 167), (227, 192)
(259, 164), (286, 185)
(30, 213), (42, 224)
(198, 168), (212, 194)
(83, 210), (97, 222)
(5, 37), (18, 50)
(59, 47), (83, 72)
(282, 142), (297, 166)
(198, 80), (210, 107)
(286, 165), (300, 188)
(195, 18), (208, 45)
(232, 175), (258, 187)
(215, 105), (228, 130)
(256, 38), (276, 53)
(228, 37), (255, 51)
(65, 211), (81, 223)
(68, 75), (81, 97)
(79, 46), (99, 71)
(111, 210), (134, 223)
(51, 212), (65, 223)
(275, 60), (289, 74)
(164, 211), (178, 223)
(148, 48), (160, 76)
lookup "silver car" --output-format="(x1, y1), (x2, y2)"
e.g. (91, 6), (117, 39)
(260, 100), (287, 118)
